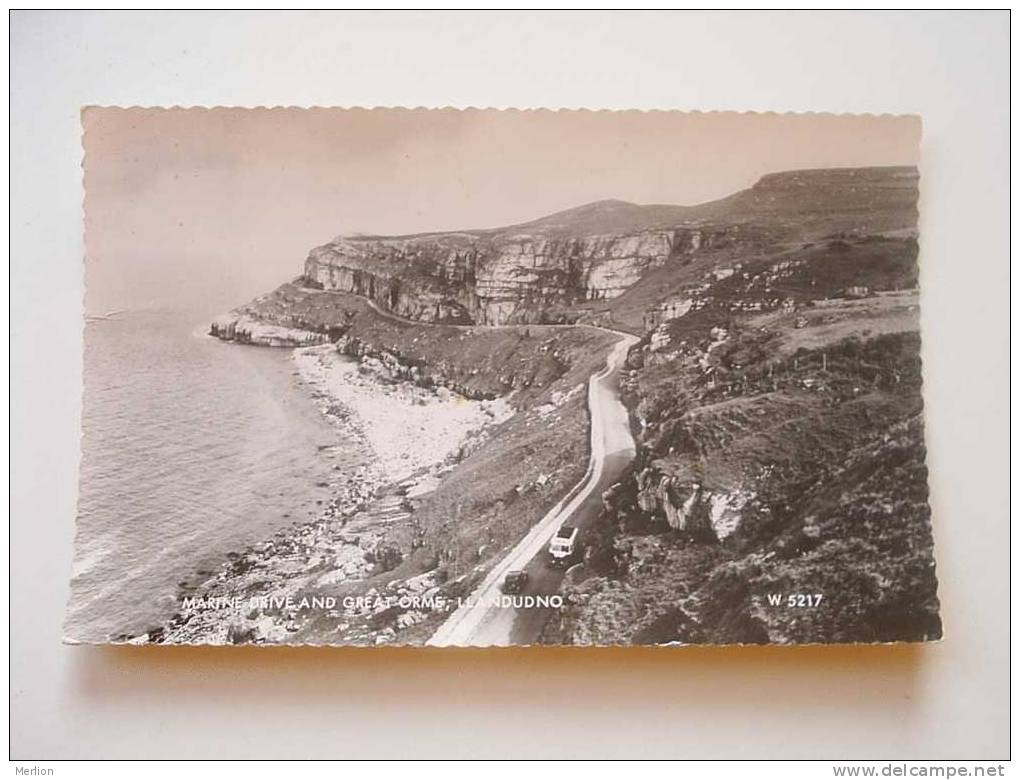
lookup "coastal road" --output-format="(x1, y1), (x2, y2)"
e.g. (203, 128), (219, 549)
(307, 286), (612, 335)
(426, 331), (639, 647)
(362, 294), (599, 334)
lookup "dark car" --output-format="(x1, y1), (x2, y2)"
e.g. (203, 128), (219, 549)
(501, 570), (528, 594)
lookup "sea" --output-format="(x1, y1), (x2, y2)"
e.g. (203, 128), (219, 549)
(65, 308), (362, 642)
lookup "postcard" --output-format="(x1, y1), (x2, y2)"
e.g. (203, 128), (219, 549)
(68, 107), (941, 646)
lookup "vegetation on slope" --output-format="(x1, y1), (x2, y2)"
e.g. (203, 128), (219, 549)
(543, 231), (940, 645)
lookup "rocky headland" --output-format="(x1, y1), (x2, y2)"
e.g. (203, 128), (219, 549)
(174, 165), (938, 646)
(299, 166), (918, 329)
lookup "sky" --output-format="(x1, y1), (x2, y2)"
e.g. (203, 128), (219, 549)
(83, 108), (920, 314)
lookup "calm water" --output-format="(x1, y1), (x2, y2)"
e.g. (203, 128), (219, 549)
(66, 309), (360, 642)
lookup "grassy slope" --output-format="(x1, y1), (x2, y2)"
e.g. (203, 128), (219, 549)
(543, 232), (940, 646)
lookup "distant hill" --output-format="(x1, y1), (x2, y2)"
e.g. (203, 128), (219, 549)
(346, 166), (918, 242)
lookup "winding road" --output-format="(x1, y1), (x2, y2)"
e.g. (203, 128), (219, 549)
(427, 331), (639, 647)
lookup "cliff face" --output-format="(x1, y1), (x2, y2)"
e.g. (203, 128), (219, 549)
(301, 167), (917, 327)
(304, 227), (728, 325)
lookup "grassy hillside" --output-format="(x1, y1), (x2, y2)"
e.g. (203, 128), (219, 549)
(543, 280), (940, 645)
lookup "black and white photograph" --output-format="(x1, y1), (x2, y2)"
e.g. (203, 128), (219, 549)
(11, 9), (1009, 764)
(69, 108), (941, 648)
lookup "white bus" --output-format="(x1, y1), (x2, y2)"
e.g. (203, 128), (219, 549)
(548, 525), (580, 565)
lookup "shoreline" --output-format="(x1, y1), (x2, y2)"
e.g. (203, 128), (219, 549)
(293, 344), (513, 485)
(148, 341), (513, 645)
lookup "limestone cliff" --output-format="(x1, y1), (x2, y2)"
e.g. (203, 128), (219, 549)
(303, 226), (720, 326)
(301, 167), (918, 327)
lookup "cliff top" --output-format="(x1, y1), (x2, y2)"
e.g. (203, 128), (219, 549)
(333, 166), (918, 244)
